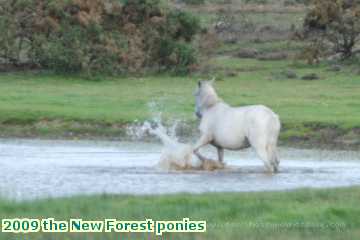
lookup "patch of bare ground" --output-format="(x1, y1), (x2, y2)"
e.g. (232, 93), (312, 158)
(219, 28), (293, 44)
(281, 124), (360, 150)
(197, 62), (265, 77)
(184, 3), (307, 14)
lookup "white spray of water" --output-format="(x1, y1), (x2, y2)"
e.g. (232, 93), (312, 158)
(127, 100), (225, 171)
(144, 119), (225, 171)
(144, 121), (199, 170)
(125, 120), (148, 140)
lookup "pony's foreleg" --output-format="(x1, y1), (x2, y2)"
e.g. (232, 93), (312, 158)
(193, 134), (212, 151)
(195, 152), (209, 162)
(217, 147), (224, 163)
(193, 134), (212, 161)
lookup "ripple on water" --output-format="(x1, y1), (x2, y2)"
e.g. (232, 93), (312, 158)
(0, 139), (360, 200)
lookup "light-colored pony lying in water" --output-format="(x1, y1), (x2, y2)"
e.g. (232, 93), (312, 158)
(145, 122), (224, 171)
(193, 79), (281, 173)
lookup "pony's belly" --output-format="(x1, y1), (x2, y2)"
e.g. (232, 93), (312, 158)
(212, 135), (250, 150)
(210, 122), (249, 150)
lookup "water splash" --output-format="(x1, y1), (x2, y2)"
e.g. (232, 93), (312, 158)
(125, 120), (149, 140)
(126, 100), (224, 171)
(144, 120), (196, 170)
(125, 100), (176, 141)
(144, 118), (225, 171)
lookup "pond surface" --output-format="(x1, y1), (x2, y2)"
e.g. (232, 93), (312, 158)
(0, 139), (360, 200)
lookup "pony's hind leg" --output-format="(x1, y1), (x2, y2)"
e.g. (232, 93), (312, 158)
(258, 151), (274, 173)
(267, 144), (279, 172)
(253, 144), (277, 173)
(248, 129), (279, 173)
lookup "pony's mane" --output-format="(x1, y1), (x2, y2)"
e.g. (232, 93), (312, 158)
(201, 83), (221, 109)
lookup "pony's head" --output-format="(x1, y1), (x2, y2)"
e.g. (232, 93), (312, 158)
(194, 78), (219, 119)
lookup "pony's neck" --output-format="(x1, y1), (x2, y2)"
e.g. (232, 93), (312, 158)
(202, 87), (220, 109)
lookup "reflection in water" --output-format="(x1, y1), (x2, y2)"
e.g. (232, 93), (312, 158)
(0, 139), (359, 200)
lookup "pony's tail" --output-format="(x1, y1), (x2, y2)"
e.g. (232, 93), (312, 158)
(266, 144), (279, 173)
(267, 114), (281, 173)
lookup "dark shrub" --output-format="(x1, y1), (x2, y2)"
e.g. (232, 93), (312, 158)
(181, 0), (205, 5)
(158, 39), (197, 74)
(166, 10), (201, 42)
(0, 0), (201, 75)
(302, 0), (360, 60)
(243, 0), (268, 4)
(122, 0), (163, 24)
(284, 0), (311, 6)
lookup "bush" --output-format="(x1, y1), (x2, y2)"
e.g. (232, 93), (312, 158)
(0, 0), (34, 66)
(166, 10), (201, 42)
(243, 0), (269, 4)
(0, 0), (201, 75)
(284, 0), (311, 6)
(302, 0), (360, 60)
(158, 39), (197, 74)
(181, 0), (205, 5)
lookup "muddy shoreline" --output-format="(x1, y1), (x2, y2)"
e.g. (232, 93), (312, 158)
(0, 121), (359, 150)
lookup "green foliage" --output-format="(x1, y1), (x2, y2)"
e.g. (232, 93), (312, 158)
(31, 18), (126, 75)
(0, 0), (201, 75)
(243, 0), (268, 4)
(284, 0), (311, 6)
(0, 0), (33, 65)
(158, 40), (197, 74)
(122, 0), (163, 24)
(147, 9), (201, 73)
(167, 10), (201, 42)
(303, 0), (360, 60)
(181, 0), (206, 5)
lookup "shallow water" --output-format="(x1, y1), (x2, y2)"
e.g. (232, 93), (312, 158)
(0, 139), (360, 200)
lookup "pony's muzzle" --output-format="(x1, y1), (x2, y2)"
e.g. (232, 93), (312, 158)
(195, 111), (202, 119)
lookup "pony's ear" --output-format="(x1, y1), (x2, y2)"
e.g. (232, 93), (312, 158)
(209, 77), (216, 85)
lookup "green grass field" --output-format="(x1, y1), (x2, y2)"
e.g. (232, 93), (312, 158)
(0, 57), (359, 142)
(1, 187), (360, 239)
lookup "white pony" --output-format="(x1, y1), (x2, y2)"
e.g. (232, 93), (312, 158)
(193, 79), (281, 173)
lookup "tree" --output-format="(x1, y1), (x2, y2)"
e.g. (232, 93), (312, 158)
(303, 0), (360, 60)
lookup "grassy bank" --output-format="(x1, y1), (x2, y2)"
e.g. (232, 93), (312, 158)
(1, 187), (360, 239)
(0, 0), (358, 147)
(2, 60), (359, 127)
(0, 57), (359, 147)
